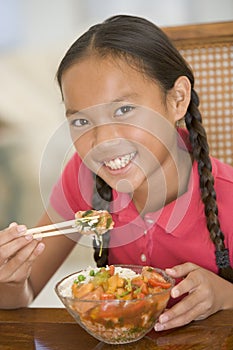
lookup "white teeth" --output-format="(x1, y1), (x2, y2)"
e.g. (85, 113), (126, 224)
(104, 152), (135, 170)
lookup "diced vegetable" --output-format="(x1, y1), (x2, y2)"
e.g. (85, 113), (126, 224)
(69, 265), (173, 343)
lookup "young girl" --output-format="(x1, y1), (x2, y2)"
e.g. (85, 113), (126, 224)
(0, 15), (232, 332)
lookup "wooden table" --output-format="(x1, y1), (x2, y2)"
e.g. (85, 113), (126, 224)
(0, 308), (232, 349)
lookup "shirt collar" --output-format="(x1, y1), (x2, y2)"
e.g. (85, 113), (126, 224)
(155, 160), (197, 235)
(111, 129), (218, 237)
(111, 161), (199, 236)
(158, 155), (218, 236)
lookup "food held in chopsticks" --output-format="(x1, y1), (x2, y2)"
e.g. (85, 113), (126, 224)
(74, 210), (114, 235)
(25, 210), (114, 257)
(74, 210), (114, 257)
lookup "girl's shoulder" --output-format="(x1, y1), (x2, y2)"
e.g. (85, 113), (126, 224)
(211, 157), (233, 217)
(211, 157), (233, 186)
(62, 151), (93, 190)
(212, 158), (233, 250)
(50, 152), (94, 215)
(64, 152), (83, 173)
(62, 152), (91, 181)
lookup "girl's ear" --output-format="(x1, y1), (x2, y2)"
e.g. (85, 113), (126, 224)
(169, 76), (191, 122)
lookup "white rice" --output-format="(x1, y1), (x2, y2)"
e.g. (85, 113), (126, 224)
(58, 265), (140, 298)
(114, 266), (139, 280)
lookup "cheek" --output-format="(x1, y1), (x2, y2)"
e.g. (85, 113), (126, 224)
(72, 132), (92, 159)
(136, 131), (171, 167)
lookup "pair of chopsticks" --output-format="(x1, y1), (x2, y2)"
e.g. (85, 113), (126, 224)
(25, 220), (78, 239)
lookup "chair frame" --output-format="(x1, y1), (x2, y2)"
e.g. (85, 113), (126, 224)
(163, 21), (233, 166)
(163, 21), (233, 44)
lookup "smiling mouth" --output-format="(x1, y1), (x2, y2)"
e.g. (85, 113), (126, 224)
(103, 152), (136, 170)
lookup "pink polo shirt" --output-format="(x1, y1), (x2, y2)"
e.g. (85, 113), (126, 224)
(50, 143), (233, 275)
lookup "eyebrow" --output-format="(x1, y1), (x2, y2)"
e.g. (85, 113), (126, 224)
(66, 109), (79, 117)
(112, 93), (139, 102)
(65, 93), (139, 117)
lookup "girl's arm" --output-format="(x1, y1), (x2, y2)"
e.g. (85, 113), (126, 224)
(0, 223), (45, 309)
(0, 205), (77, 309)
(154, 262), (233, 331)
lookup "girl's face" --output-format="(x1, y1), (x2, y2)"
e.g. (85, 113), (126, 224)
(61, 55), (186, 194)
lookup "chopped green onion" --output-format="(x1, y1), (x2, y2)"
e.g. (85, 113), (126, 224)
(147, 267), (154, 272)
(83, 210), (93, 216)
(133, 287), (142, 294)
(117, 290), (131, 298)
(106, 217), (112, 229)
(94, 230), (103, 257)
(125, 279), (132, 292)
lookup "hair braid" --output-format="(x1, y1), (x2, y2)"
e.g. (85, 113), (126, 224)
(92, 175), (112, 267)
(185, 89), (233, 282)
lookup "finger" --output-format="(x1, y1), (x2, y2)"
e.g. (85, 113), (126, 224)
(0, 240), (45, 283)
(9, 222), (18, 228)
(170, 271), (200, 299)
(154, 299), (207, 331)
(165, 262), (199, 279)
(0, 239), (38, 281)
(0, 224), (27, 246)
(155, 295), (204, 331)
(155, 281), (209, 332)
(7, 242), (45, 283)
(0, 234), (35, 265)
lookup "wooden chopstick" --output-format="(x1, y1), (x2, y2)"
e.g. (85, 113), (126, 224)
(24, 220), (77, 238)
(31, 227), (79, 239)
(24, 214), (109, 239)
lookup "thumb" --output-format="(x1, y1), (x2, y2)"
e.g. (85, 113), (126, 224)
(9, 222), (18, 228)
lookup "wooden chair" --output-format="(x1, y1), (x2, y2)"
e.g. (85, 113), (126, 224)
(163, 22), (233, 167)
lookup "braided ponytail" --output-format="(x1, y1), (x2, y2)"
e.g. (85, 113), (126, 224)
(92, 175), (112, 267)
(185, 90), (233, 282)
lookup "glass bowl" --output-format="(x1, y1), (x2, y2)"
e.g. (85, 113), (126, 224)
(55, 265), (174, 344)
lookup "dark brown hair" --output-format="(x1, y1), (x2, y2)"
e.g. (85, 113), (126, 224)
(57, 15), (233, 280)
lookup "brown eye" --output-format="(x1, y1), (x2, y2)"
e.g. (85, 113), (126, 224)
(71, 118), (89, 127)
(114, 105), (135, 117)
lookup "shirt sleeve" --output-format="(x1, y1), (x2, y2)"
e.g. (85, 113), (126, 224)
(49, 153), (94, 220)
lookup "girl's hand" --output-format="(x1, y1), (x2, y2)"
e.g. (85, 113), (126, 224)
(0, 222), (45, 284)
(154, 262), (233, 331)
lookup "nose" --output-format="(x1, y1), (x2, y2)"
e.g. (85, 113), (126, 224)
(91, 124), (123, 161)
(93, 124), (121, 147)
